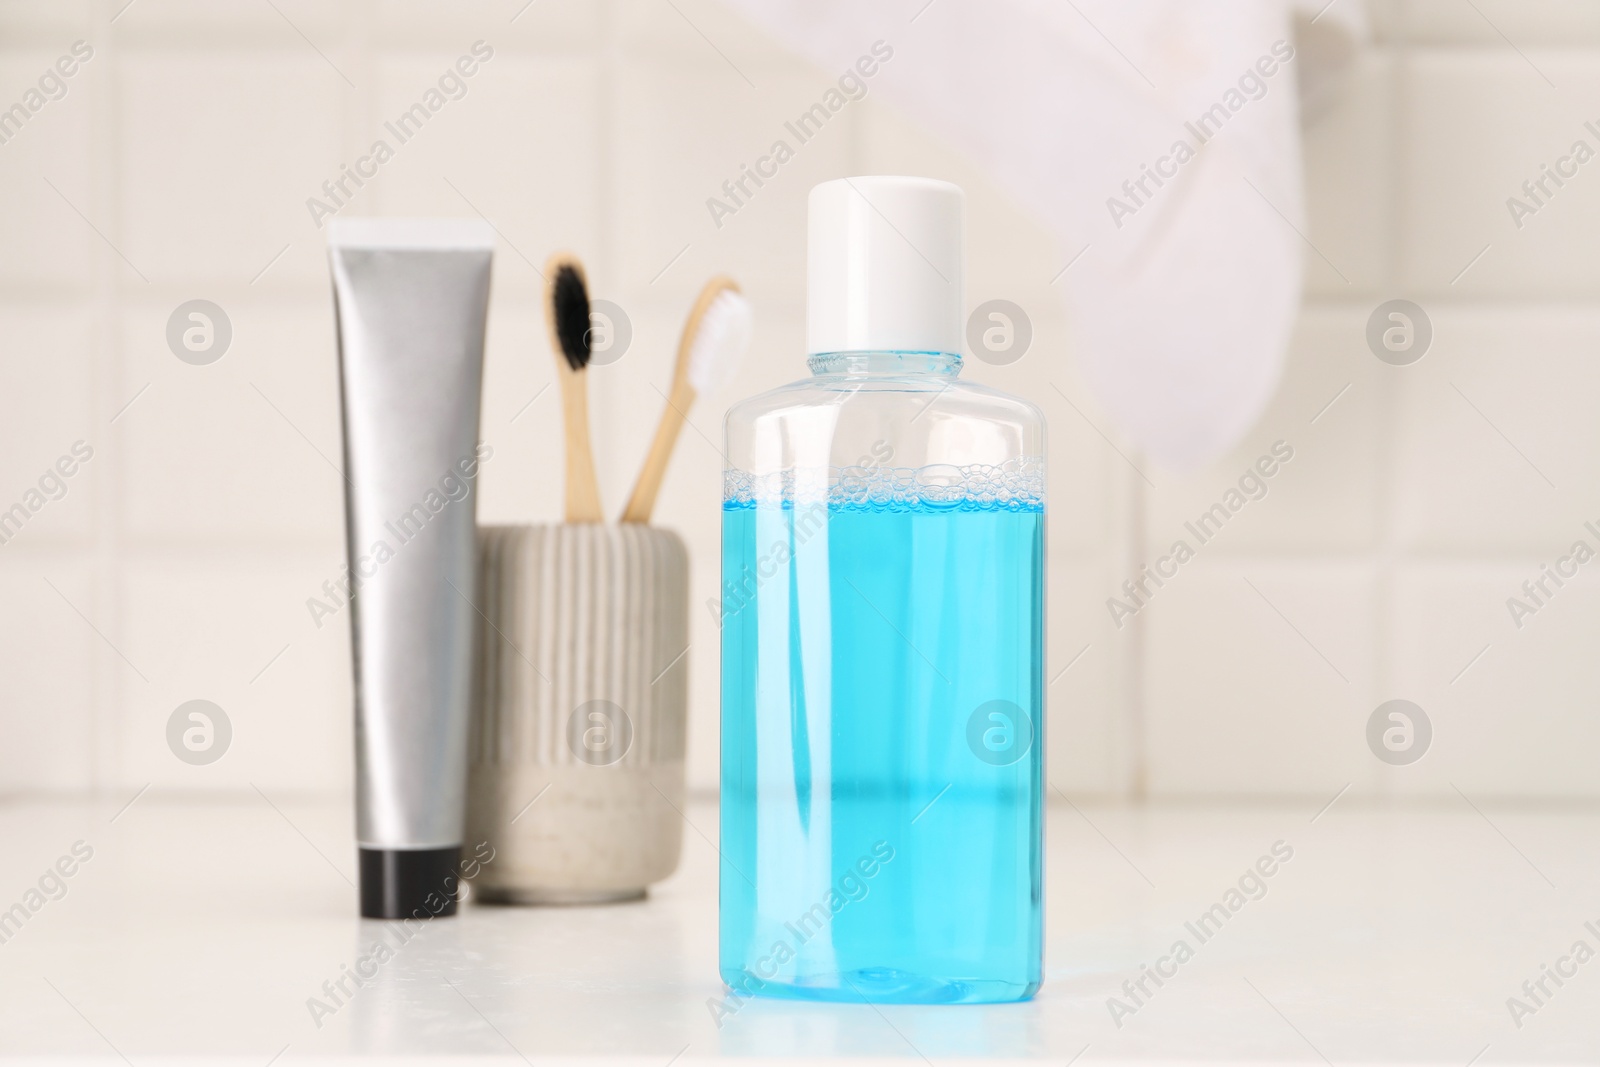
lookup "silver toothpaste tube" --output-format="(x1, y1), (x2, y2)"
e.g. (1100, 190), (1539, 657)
(327, 218), (493, 919)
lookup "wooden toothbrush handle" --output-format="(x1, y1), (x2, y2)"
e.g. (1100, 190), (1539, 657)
(561, 363), (605, 523)
(620, 377), (694, 525)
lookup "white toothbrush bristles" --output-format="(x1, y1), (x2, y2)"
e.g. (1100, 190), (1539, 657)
(686, 289), (752, 398)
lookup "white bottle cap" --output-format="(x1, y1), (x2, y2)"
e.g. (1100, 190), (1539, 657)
(807, 176), (965, 357)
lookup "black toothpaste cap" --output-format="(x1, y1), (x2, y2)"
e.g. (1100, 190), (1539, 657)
(359, 846), (462, 919)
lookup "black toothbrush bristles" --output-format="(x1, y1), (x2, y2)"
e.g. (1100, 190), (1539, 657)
(551, 264), (591, 371)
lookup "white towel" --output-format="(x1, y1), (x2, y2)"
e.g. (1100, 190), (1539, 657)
(716, 0), (1366, 470)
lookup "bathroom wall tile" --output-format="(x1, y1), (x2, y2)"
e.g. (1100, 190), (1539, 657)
(613, 55), (855, 311)
(1029, 352), (1115, 559)
(108, 0), (345, 46)
(374, 0), (599, 52)
(1048, 561), (1124, 796)
(1398, 1), (1600, 45)
(0, 2), (91, 38)
(616, 0), (797, 66)
(0, 48), (97, 292)
(476, 305), (566, 528)
(117, 51), (346, 287)
(118, 295), (343, 548)
(1399, 51), (1600, 298)
(1145, 306), (1384, 555)
(0, 561), (94, 791)
(1366, 0), (1405, 44)
(366, 54), (603, 306)
(1392, 564), (1600, 798)
(1143, 561), (1379, 796)
(0, 302), (97, 550)
(1390, 306), (1600, 554)
(1302, 52), (1394, 296)
(116, 556), (351, 793)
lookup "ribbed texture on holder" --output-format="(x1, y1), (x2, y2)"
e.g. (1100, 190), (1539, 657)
(472, 524), (689, 769)
(468, 524), (689, 899)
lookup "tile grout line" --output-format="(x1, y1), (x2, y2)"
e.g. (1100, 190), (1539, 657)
(1107, 454), (1147, 801)
(1374, 24), (1410, 806)
(98, 0), (127, 796)
(596, 0), (621, 508)
(345, 0), (374, 765)
(1126, 461), (1148, 800)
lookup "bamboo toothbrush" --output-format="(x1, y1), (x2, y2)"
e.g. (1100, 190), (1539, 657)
(543, 252), (605, 523)
(620, 276), (752, 524)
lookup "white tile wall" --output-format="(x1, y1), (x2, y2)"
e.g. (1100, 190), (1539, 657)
(1399, 51), (1600, 298)
(117, 296), (344, 547)
(0, 49), (96, 291)
(1144, 307), (1386, 554)
(1390, 306), (1600, 552)
(1142, 561), (1379, 796)
(116, 51), (347, 287)
(0, 563), (96, 792)
(118, 557), (351, 792)
(3, 0), (1598, 802)
(1301, 52), (1394, 296)
(367, 52), (606, 304)
(0, 304), (98, 548)
(1390, 1), (1600, 45)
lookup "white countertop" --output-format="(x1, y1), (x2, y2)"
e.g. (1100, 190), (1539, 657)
(0, 792), (1595, 1064)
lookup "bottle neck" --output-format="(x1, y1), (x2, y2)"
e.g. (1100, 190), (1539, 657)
(806, 351), (963, 378)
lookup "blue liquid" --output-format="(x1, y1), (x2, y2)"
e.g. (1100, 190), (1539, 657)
(719, 497), (1044, 1004)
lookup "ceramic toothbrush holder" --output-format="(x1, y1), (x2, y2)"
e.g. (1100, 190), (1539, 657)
(467, 523), (689, 904)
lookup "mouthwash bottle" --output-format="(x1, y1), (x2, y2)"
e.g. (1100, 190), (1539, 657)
(719, 176), (1044, 1004)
